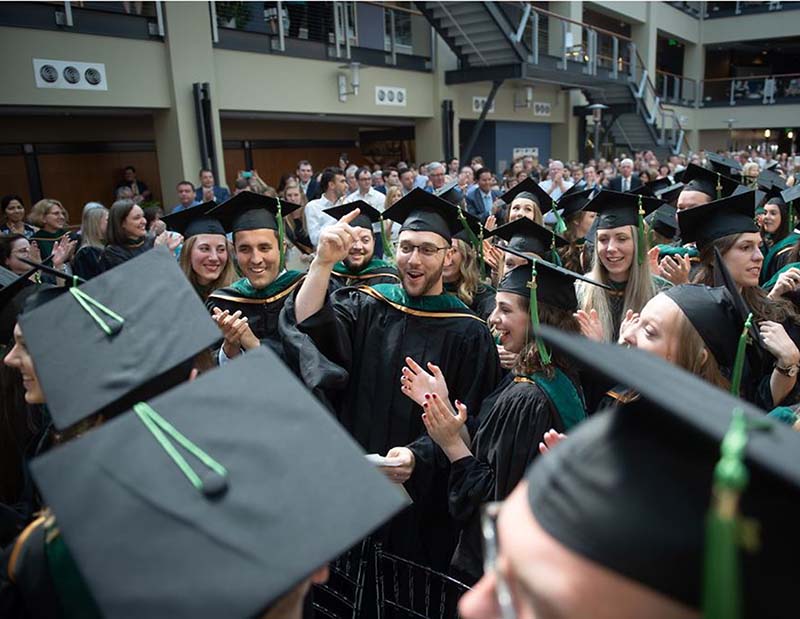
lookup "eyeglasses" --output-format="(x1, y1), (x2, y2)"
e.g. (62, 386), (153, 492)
(481, 502), (516, 619)
(397, 242), (449, 257)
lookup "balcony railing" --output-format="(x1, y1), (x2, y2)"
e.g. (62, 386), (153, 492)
(704, 1), (798, 18)
(209, 1), (431, 71)
(0, 1), (165, 38)
(700, 73), (800, 106)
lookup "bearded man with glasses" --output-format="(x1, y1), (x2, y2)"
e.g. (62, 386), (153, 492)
(281, 188), (500, 572)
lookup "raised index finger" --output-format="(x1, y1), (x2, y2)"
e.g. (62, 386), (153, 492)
(339, 208), (361, 225)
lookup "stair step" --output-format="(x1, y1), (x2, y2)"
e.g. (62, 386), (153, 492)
(451, 27), (508, 43)
(430, 3), (486, 19)
(439, 11), (491, 27)
(452, 37), (512, 53)
(466, 50), (519, 64)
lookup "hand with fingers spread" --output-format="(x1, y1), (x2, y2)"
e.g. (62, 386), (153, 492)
(484, 214), (497, 231)
(380, 447), (415, 484)
(400, 356), (450, 407)
(154, 230), (183, 251)
(618, 309), (640, 345)
(483, 241), (502, 273)
(314, 208), (362, 267)
(768, 267), (800, 300)
(51, 235), (77, 270)
(538, 429), (567, 455)
(422, 394), (470, 460)
(658, 253), (691, 285)
(574, 309), (605, 342)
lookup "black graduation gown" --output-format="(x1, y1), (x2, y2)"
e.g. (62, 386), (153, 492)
(70, 246), (103, 281)
(98, 238), (154, 273)
(444, 282), (496, 323)
(206, 271), (305, 360)
(447, 370), (584, 584)
(329, 258), (400, 291)
(280, 283), (502, 569)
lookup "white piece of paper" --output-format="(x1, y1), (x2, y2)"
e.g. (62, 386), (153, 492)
(365, 453), (403, 467)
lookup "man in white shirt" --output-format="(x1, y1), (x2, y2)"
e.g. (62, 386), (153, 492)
(345, 167), (386, 212)
(305, 167), (347, 248)
(538, 160), (574, 201)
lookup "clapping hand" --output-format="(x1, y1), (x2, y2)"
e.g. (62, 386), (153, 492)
(212, 308), (259, 358)
(658, 253), (691, 285)
(400, 356), (450, 407)
(538, 429), (567, 455)
(768, 267), (800, 300)
(421, 393), (467, 452)
(51, 235), (77, 269)
(574, 309), (605, 342)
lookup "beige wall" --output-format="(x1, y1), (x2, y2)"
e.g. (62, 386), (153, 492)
(453, 82), (565, 124)
(213, 50), (435, 119)
(0, 27), (171, 108)
(586, 1), (646, 24)
(702, 11), (800, 44)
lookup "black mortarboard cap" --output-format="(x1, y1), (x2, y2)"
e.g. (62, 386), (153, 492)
(12, 257), (83, 314)
(497, 248), (609, 310)
(680, 163), (740, 200)
(631, 177), (672, 198)
(661, 284), (742, 371)
(19, 248), (220, 430)
(757, 169), (787, 192)
(30, 346), (406, 619)
(655, 182), (685, 205)
(677, 190), (758, 250)
(0, 265), (17, 288)
(324, 200), (383, 231)
(383, 188), (465, 242)
(207, 192), (301, 234)
(485, 217), (567, 257)
(161, 201), (225, 238)
(453, 209), (483, 243)
(558, 187), (595, 218)
(498, 177), (553, 213)
(766, 160), (779, 171)
(780, 183), (800, 205)
(583, 189), (662, 229)
(646, 204), (679, 239)
(706, 153), (743, 178)
(434, 180), (464, 207)
(528, 325), (800, 617)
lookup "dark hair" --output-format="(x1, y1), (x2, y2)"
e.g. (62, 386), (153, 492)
(124, 165), (136, 173)
(198, 168), (213, 177)
(321, 167), (344, 194)
(475, 167), (492, 180)
(176, 180), (194, 190)
(0, 233), (27, 268)
(235, 178), (249, 191)
(106, 200), (140, 245)
(297, 159), (311, 169)
(766, 198), (791, 244)
(1, 194), (24, 212)
(338, 153), (349, 165)
(143, 206), (163, 228)
(399, 168), (414, 179)
(356, 166), (372, 180)
(277, 173), (297, 194)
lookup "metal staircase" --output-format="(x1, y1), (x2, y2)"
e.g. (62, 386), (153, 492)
(416, 1), (689, 156)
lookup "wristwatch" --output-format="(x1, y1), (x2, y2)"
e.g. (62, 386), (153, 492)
(775, 361), (800, 377)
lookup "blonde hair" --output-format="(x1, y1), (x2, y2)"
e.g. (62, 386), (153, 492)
(385, 185), (403, 208)
(178, 235), (237, 300)
(450, 239), (482, 307)
(579, 225), (656, 341)
(282, 182), (308, 238)
(28, 199), (64, 228)
(80, 205), (108, 249)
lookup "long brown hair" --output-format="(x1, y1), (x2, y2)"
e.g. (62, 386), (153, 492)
(693, 233), (800, 324)
(560, 212), (589, 273)
(178, 235), (237, 300)
(514, 298), (581, 378)
(106, 199), (141, 246)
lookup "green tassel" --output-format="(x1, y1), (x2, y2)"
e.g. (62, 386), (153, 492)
(277, 197), (286, 272)
(457, 210), (486, 278)
(380, 215), (395, 262)
(729, 313), (752, 396)
(716, 173), (723, 200)
(702, 409), (749, 619)
(552, 203), (567, 235)
(636, 195), (646, 266)
(788, 201), (794, 236)
(527, 263), (552, 366)
(550, 233), (562, 267)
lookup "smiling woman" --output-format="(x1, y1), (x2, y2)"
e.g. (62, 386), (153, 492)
(99, 199), (159, 273)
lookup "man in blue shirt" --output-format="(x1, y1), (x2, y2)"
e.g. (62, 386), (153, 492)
(172, 180), (201, 213)
(465, 167), (501, 224)
(195, 168), (231, 203)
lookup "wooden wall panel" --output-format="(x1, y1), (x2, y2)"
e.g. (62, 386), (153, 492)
(223, 148), (246, 193)
(251, 147), (367, 188)
(0, 155), (32, 210)
(37, 151), (162, 224)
